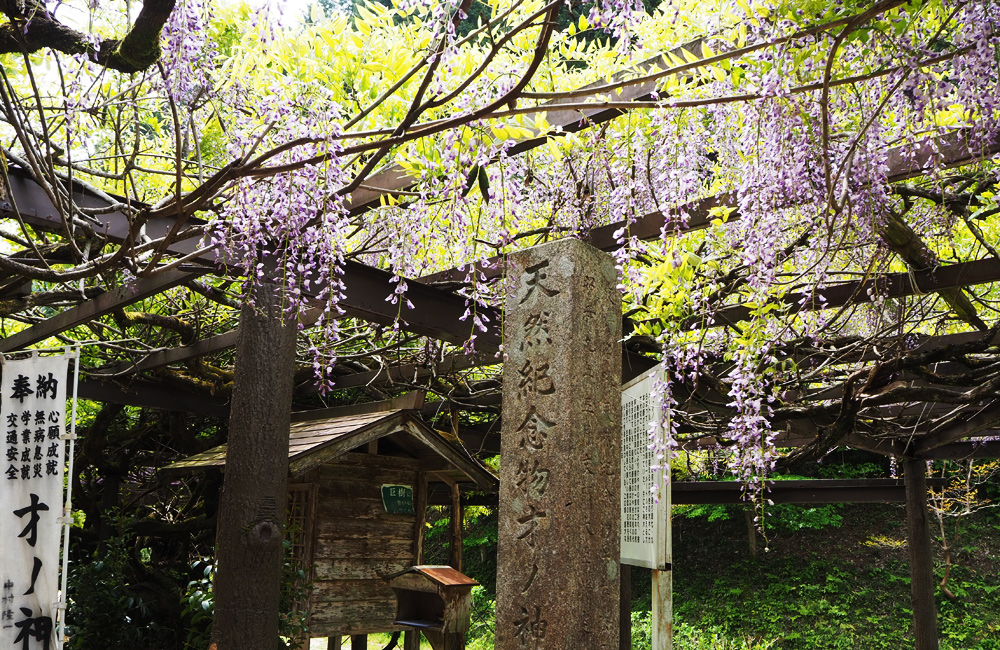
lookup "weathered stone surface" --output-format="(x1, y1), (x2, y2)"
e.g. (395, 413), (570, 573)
(496, 238), (622, 650)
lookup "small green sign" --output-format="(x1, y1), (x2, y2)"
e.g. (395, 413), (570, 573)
(381, 484), (415, 515)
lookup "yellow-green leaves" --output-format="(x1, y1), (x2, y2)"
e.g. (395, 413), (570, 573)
(709, 206), (737, 226)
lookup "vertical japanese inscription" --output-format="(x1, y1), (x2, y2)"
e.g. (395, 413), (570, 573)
(497, 240), (621, 650)
(511, 261), (557, 647)
(1, 355), (69, 650)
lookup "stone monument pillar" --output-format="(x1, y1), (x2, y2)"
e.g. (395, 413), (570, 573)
(496, 238), (622, 649)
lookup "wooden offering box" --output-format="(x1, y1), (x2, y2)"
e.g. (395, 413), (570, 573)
(165, 401), (497, 641)
(390, 566), (478, 650)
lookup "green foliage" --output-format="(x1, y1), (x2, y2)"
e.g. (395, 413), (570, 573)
(468, 585), (496, 645)
(176, 539), (312, 649)
(279, 537), (314, 644)
(180, 560), (215, 650)
(767, 504), (843, 531)
(66, 533), (169, 649)
(816, 462), (884, 480)
(675, 500), (843, 532)
(632, 611), (779, 649)
(425, 505), (498, 593)
(423, 497), (1000, 650)
(675, 502), (735, 522)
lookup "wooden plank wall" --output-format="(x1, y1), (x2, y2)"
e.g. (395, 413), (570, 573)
(305, 452), (423, 637)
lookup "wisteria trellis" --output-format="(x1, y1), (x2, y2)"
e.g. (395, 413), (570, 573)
(2, 0), (999, 503)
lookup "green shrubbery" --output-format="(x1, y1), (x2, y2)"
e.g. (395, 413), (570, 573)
(66, 539), (169, 649)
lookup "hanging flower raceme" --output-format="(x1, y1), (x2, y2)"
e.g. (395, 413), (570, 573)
(160, 0), (214, 103)
(209, 81), (352, 392)
(588, 0), (646, 51)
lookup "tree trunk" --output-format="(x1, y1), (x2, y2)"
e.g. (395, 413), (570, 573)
(211, 279), (297, 650)
(904, 458), (939, 650)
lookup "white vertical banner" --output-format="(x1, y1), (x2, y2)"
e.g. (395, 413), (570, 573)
(0, 353), (70, 650)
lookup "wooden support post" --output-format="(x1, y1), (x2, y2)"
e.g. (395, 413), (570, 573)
(450, 481), (463, 572)
(414, 471), (428, 565)
(327, 636), (342, 649)
(652, 569), (673, 650)
(620, 563), (632, 650)
(904, 458), (939, 650)
(403, 631), (421, 650)
(351, 634), (367, 650)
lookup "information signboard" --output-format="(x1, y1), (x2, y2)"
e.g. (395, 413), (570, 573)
(620, 365), (671, 570)
(381, 484), (415, 515)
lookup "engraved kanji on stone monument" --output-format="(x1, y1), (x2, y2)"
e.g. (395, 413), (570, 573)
(497, 239), (621, 649)
(515, 408), (555, 451)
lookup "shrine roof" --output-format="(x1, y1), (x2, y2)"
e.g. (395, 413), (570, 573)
(162, 407), (498, 491)
(388, 565), (479, 587)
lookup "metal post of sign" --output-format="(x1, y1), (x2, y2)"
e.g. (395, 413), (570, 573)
(56, 346), (80, 649)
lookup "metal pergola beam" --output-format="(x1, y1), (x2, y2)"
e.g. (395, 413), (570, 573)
(671, 478), (950, 504)
(77, 377), (230, 417)
(343, 39), (704, 214)
(427, 477), (955, 506)
(915, 402), (1000, 453)
(0, 196), (502, 356)
(705, 256), (1000, 329)
(920, 440), (1000, 460)
(339, 260), (501, 351)
(0, 268), (207, 352)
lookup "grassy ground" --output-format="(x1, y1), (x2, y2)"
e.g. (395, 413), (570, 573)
(659, 501), (1000, 650)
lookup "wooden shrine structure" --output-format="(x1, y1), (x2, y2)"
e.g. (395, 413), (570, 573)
(164, 403), (497, 646)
